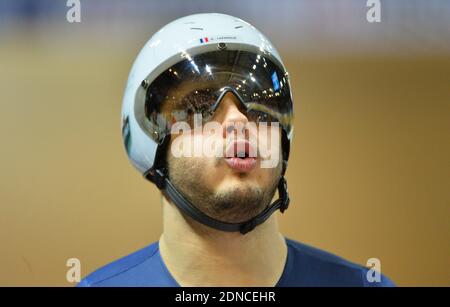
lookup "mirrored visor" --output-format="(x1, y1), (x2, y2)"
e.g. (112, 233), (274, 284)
(139, 46), (293, 143)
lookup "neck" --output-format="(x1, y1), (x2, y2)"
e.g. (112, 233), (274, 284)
(159, 196), (288, 287)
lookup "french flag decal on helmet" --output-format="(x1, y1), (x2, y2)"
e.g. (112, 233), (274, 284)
(199, 37), (209, 43)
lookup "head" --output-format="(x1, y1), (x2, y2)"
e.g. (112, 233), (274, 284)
(121, 13), (293, 233)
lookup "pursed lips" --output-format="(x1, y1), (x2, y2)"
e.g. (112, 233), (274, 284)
(224, 139), (257, 172)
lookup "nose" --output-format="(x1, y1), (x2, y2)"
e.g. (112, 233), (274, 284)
(212, 91), (249, 138)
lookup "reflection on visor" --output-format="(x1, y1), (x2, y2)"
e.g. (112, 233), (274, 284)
(142, 48), (293, 143)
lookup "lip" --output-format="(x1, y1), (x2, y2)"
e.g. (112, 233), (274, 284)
(224, 157), (257, 172)
(224, 140), (257, 172)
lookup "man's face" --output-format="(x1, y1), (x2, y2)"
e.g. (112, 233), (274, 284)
(166, 92), (283, 223)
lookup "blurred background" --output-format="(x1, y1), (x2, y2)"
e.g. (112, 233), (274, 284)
(0, 0), (449, 286)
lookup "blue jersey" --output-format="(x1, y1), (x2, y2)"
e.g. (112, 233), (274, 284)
(78, 238), (394, 287)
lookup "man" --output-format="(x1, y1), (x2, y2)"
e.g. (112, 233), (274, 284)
(78, 13), (394, 287)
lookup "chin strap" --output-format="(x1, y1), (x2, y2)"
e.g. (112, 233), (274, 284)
(144, 168), (290, 235)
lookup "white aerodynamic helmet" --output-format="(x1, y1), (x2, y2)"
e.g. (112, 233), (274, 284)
(121, 13), (294, 234)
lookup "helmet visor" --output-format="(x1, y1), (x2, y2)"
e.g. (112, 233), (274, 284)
(137, 44), (293, 143)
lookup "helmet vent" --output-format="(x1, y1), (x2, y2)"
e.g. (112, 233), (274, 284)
(190, 27), (204, 30)
(234, 26), (243, 29)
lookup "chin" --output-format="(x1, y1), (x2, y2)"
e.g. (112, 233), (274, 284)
(216, 177), (260, 194)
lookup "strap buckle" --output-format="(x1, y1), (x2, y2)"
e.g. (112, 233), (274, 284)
(240, 219), (257, 235)
(144, 168), (166, 189)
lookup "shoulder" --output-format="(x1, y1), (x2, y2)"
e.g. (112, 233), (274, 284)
(77, 242), (167, 287)
(283, 238), (395, 287)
